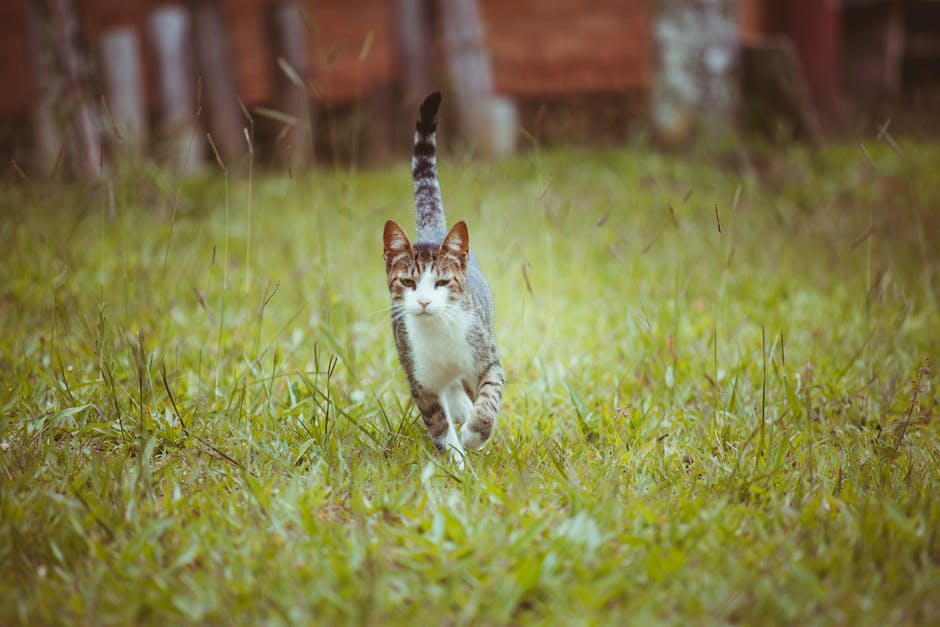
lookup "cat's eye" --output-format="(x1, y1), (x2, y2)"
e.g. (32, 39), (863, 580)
(400, 278), (416, 289)
(435, 279), (451, 288)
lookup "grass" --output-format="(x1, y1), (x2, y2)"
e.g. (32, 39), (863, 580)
(1, 139), (938, 625)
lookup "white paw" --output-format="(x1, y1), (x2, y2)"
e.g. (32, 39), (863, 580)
(439, 429), (466, 469)
(447, 444), (466, 470)
(460, 426), (485, 450)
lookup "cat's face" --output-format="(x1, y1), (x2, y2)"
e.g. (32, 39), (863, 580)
(383, 220), (469, 318)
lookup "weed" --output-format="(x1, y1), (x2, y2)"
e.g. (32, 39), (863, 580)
(0, 142), (938, 625)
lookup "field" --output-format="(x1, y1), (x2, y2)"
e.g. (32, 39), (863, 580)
(1, 140), (938, 625)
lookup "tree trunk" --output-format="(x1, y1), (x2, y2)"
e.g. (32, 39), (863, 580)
(439, 0), (491, 147)
(396, 0), (433, 107)
(147, 5), (205, 175)
(99, 28), (147, 150)
(28, 0), (103, 179)
(267, 1), (313, 170)
(438, 0), (516, 158)
(651, 0), (740, 146)
(193, 0), (245, 171)
(26, 0), (62, 176)
(391, 0), (435, 158)
(53, 0), (103, 178)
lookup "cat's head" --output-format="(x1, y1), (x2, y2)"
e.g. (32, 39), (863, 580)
(383, 220), (469, 318)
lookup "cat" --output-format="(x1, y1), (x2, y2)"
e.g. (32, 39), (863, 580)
(382, 92), (504, 468)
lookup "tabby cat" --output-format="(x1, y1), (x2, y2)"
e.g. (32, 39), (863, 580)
(382, 92), (504, 468)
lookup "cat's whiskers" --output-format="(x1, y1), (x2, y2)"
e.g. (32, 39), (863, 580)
(371, 303), (399, 316)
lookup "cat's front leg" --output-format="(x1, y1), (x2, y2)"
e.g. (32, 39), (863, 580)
(461, 360), (504, 450)
(413, 388), (465, 468)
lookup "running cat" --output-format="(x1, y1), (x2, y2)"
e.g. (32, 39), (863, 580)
(382, 92), (504, 468)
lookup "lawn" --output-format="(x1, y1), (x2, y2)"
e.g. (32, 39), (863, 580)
(1, 139), (938, 625)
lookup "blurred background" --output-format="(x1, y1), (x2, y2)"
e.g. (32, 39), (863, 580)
(2, 0), (939, 179)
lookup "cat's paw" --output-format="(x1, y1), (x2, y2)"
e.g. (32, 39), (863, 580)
(437, 433), (466, 469)
(447, 444), (466, 470)
(460, 425), (485, 450)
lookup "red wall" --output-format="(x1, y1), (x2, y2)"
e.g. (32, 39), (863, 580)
(0, 1), (30, 115)
(0, 0), (663, 117)
(485, 0), (652, 95)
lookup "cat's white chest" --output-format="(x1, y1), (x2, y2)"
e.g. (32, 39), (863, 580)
(405, 312), (474, 394)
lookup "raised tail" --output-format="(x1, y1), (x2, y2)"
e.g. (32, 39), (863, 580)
(413, 92), (447, 242)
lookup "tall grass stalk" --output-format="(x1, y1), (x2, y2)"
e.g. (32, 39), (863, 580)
(159, 79), (203, 341)
(240, 101), (255, 296)
(207, 132), (230, 396)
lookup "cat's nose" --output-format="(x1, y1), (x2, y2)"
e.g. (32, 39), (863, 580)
(417, 298), (431, 309)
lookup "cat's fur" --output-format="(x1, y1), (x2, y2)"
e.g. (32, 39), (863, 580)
(383, 92), (504, 468)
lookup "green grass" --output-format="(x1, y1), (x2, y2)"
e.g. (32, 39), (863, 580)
(1, 140), (938, 625)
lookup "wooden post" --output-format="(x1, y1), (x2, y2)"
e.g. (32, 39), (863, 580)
(193, 0), (245, 169)
(99, 28), (147, 150)
(267, 1), (313, 170)
(438, 0), (516, 158)
(147, 5), (205, 174)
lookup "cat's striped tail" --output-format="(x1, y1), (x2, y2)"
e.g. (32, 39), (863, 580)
(413, 92), (447, 242)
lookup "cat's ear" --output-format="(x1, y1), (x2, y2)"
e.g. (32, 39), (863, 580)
(440, 221), (469, 265)
(383, 220), (412, 262)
